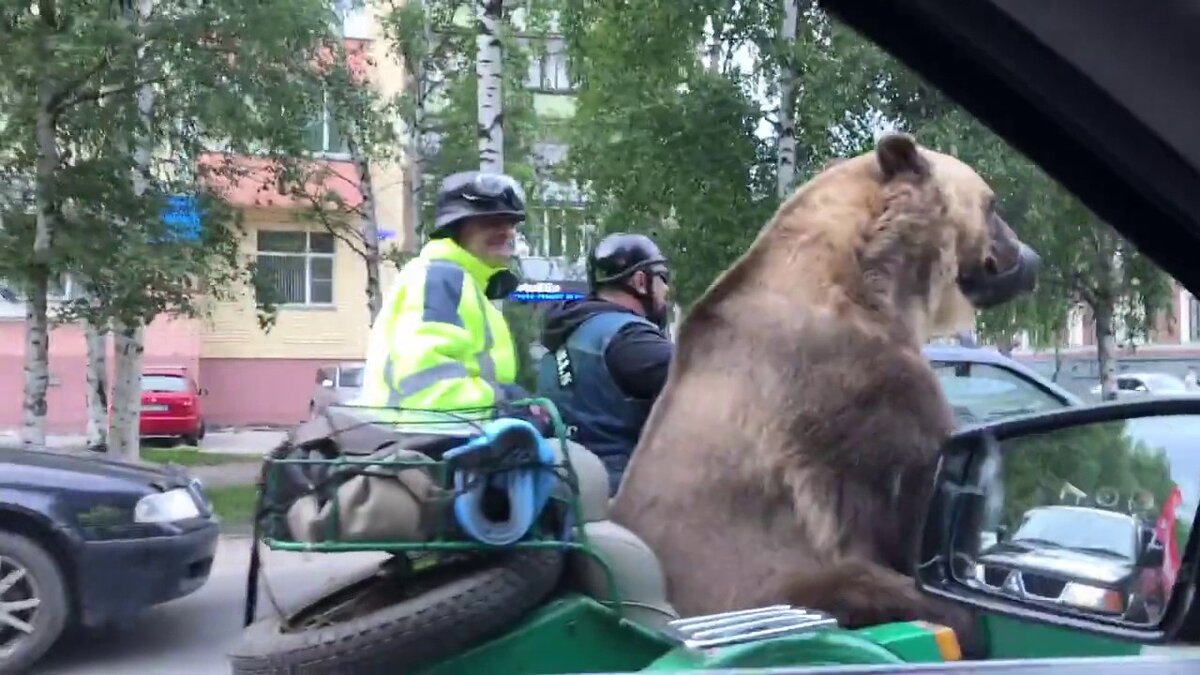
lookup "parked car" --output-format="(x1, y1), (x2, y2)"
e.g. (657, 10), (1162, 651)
(1088, 372), (1190, 400)
(137, 366), (207, 446)
(309, 361), (365, 414)
(924, 344), (1083, 426)
(0, 446), (219, 673)
(973, 505), (1166, 623)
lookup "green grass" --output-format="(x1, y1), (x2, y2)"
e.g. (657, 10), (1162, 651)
(206, 484), (259, 525)
(141, 446), (258, 466)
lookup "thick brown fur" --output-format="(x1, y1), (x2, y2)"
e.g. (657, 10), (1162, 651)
(610, 134), (1032, 660)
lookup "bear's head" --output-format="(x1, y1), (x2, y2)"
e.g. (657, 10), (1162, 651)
(868, 133), (1040, 334)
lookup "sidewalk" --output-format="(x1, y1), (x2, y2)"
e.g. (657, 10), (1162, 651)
(0, 428), (287, 456)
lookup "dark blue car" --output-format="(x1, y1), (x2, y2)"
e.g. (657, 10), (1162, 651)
(0, 447), (219, 673)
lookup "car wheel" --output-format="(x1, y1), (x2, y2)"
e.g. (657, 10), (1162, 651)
(0, 532), (69, 674)
(229, 549), (565, 674)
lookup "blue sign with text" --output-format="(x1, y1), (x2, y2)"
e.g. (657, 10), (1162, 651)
(161, 195), (202, 242)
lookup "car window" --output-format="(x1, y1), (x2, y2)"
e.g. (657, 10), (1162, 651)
(932, 362), (1065, 425)
(141, 374), (189, 393)
(338, 366), (364, 388)
(1012, 508), (1138, 561)
(1118, 377), (1144, 391)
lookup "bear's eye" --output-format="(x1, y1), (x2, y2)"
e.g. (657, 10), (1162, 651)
(984, 195), (997, 214)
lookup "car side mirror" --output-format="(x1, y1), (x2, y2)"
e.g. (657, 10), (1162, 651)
(917, 398), (1200, 642)
(321, 379), (334, 388)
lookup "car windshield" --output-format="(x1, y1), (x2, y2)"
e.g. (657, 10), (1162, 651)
(1011, 508), (1137, 560)
(141, 374), (188, 393)
(933, 363), (1065, 425)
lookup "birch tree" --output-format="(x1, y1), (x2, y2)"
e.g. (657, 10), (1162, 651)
(776, 0), (799, 198)
(1, 0), (363, 455)
(477, 0), (505, 171)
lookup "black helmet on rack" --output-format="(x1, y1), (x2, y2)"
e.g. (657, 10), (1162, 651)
(430, 170), (527, 239)
(587, 233), (668, 289)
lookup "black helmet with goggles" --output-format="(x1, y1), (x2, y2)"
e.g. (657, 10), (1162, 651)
(431, 171), (527, 239)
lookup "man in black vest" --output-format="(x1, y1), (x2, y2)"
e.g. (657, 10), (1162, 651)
(535, 233), (674, 495)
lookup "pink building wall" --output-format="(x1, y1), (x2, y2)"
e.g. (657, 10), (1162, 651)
(0, 317), (202, 434)
(198, 357), (327, 428)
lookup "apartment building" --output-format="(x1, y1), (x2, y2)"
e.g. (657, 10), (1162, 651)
(0, 6), (410, 433)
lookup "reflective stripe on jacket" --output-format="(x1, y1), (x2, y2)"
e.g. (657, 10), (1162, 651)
(360, 238), (517, 418)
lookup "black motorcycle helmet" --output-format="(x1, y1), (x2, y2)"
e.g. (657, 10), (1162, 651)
(587, 233), (670, 327)
(587, 233), (668, 288)
(430, 170), (527, 239)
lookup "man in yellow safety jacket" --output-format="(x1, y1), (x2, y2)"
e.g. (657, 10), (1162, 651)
(360, 171), (542, 429)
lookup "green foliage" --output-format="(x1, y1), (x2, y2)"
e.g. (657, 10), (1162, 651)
(502, 301), (542, 392)
(0, 0), (354, 329)
(383, 0), (556, 243)
(1000, 421), (1175, 530)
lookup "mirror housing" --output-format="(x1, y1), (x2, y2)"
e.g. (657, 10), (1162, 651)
(321, 379), (334, 388)
(917, 397), (1200, 645)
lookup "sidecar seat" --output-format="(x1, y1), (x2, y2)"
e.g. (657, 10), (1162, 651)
(555, 441), (679, 630)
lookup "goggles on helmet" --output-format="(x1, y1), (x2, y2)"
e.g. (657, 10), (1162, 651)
(464, 172), (527, 213)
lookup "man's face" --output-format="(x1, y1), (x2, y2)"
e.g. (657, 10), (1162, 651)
(458, 215), (518, 266)
(631, 264), (671, 326)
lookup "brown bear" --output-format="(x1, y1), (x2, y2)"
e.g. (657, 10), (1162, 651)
(609, 133), (1039, 655)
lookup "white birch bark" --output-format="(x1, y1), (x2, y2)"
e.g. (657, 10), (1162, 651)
(476, 0), (505, 172)
(22, 30), (62, 450)
(776, 0), (799, 199)
(84, 319), (110, 451)
(109, 323), (145, 458)
(108, 0), (156, 459)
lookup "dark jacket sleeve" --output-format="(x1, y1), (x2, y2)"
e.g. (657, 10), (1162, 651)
(603, 322), (673, 401)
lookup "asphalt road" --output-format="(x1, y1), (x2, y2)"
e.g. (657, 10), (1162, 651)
(34, 537), (386, 675)
(27, 535), (1200, 674)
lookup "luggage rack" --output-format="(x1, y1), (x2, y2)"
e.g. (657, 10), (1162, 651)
(664, 605), (838, 650)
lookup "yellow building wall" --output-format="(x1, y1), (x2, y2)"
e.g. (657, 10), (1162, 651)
(200, 210), (398, 360)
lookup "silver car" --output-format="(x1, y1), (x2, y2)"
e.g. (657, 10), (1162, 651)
(309, 362), (365, 414)
(1089, 372), (1189, 400)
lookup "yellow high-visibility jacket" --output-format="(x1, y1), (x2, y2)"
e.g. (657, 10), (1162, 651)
(360, 238), (518, 419)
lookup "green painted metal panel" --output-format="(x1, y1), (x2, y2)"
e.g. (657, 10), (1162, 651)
(416, 595), (674, 675)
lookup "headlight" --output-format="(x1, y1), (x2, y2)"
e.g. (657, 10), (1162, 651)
(135, 488), (201, 523)
(1061, 582), (1124, 613)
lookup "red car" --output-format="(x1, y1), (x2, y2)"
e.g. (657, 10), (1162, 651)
(139, 366), (207, 445)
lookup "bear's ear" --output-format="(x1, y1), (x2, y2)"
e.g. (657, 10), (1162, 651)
(875, 133), (929, 180)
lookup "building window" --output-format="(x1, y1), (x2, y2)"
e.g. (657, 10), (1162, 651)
(304, 92), (351, 156)
(525, 40), (572, 92)
(256, 231), (335, 305)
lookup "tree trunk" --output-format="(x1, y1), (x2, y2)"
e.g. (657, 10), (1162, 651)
(23, 46), (63, 450)
(84, 320), (110, 452)
(776, 0), (799, 199)
(106, 0), (156, 459)
(108, 322), (145, 459)
(476, 0), (504, 172)
(349, 137), (382, 324)
(1051, 339), (1063, 383)
(995, 333), (1016, 357)
(1095, 300), (1118, 401)
(21, 273), (51, 450)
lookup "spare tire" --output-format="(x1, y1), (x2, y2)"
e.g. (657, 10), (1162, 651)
(229, 548), (565, 675)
